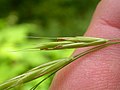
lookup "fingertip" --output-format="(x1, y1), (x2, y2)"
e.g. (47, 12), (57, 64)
(86, 0), (120, 39)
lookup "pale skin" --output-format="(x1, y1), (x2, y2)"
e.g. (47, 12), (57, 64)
(50, 0), (120, 90)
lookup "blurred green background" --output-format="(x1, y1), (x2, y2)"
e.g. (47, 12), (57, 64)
(0, 0), (99, 90)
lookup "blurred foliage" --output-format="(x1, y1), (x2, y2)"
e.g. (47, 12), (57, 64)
(0, 0), (99, 90)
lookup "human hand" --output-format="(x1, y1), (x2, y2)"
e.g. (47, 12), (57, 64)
(50, 0), (120, 90)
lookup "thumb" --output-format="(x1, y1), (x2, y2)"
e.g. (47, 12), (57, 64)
(50, 0), (120, 90)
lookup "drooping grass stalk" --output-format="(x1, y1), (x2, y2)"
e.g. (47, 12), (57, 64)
(0, 37), (119, 90)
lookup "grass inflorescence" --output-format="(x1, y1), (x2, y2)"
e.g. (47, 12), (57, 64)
(0, 36), (120, 90)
